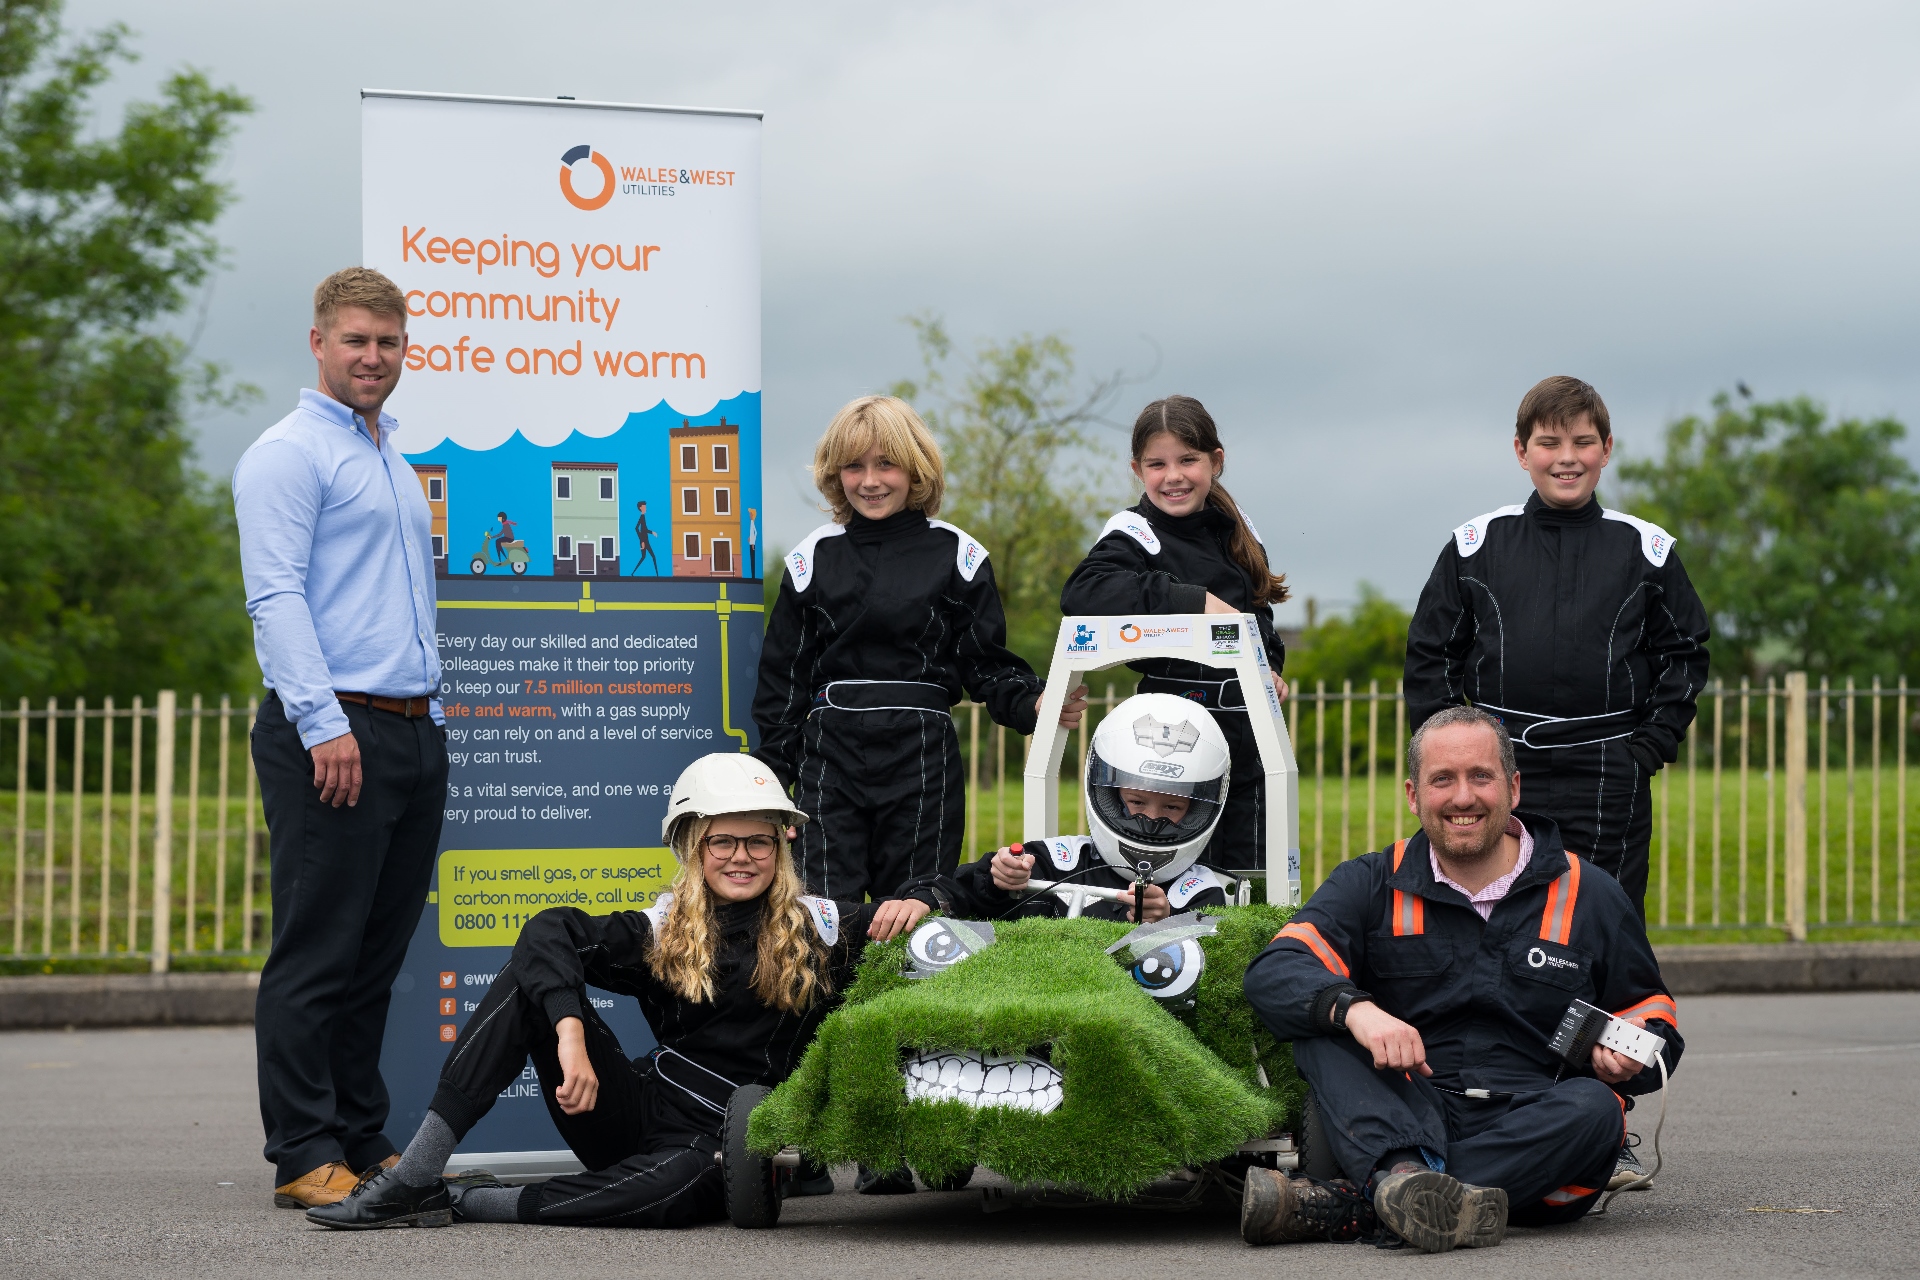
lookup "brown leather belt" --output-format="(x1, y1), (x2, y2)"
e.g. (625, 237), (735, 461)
(335, 691), (434, 718)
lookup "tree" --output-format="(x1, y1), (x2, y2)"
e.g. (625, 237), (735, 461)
(891, 316), (1126, 672)
(1614, 393), (1920, 679)
(0, 0), (254, 698)
(1284, 585), (1411, 693)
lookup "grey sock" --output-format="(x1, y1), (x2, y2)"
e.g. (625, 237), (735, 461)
(393, 1110), (459, 1187)
(456, 1185), (526, 1223)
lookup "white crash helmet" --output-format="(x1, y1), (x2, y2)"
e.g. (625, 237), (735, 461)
(660, 753), (809, 852)
(1084, 692), (1231, 883)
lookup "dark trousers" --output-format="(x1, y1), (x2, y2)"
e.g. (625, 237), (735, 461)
(1295, 1035), (1622, 1225)
(792, 708), (965, 900)
(429, 963), (725, 1228)
(252, 694), (447, 1184)
(1519, 741), (1653, 918)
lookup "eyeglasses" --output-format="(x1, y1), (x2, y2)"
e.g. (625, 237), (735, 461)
(701, 833), (778, 860)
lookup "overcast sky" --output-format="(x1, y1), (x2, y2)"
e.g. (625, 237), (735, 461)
(66, 0), (1920, 625)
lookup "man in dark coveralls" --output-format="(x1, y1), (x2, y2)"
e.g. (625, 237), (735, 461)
(1403, 376), (1709, 919)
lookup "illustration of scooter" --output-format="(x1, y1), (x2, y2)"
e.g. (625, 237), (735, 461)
(469, 528), (530, 575)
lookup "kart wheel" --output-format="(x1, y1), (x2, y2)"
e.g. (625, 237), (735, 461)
(918, 1165), (975, 1193)
(723, 1083), (780, 1228)
(469, 558), (487, 575)
(1298, 1091), (1341, 1183)
(511, 560), (527, 575)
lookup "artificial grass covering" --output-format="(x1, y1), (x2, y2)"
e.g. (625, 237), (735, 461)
(748, 903), (1304, 1199)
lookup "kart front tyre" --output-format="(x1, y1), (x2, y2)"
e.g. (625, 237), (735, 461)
(723, 1084), (780, 1229)
(1299, 1091), (1341, 1183)
(918, 1165), (975, 1193)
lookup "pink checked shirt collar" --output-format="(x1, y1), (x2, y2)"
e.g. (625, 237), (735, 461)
(1430, 816), (1533, 921)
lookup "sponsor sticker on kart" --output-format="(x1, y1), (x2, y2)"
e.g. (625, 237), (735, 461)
(1209, 622), (1242, 656)
(1108, 619), (1195, 651)
(1064, 621), (1100, 654)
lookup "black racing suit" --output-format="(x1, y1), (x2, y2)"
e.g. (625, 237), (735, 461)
(1244, 813), (1681, 1225)
(1403, 494), (1710, 915)
(1059, 499), (1287, 870)
(754, 508), (1043, 901)
(948, 835), (1233, 921)
(425, 885), (948, 1227)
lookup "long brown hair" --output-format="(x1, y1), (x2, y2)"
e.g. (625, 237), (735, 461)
(647, 816), (832, 1014)
(1131, 395), (1289, 605)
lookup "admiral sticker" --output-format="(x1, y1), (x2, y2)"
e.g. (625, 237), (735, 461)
(1065, 621), (1100, 654)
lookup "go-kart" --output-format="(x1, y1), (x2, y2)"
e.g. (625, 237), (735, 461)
(469, 529), (530, 575)
(723, 614), (1320, 1226)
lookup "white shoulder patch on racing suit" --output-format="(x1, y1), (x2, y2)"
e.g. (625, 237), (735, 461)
(927, 519), (990, 582)
(1164, 865), (1224, 908)
(1452, 505), (1528, 559)
(1038, 836), (1090, 873)
(642, 891), (675, 933)
(784, 523), (848, 593)
(798, 895), (840, 947)
(1099, 509), (1162, 555)
(1601, 509), (1677, 568)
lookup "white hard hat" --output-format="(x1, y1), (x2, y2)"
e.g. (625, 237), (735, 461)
(660, 753), (808, 849)
(1084, 693), (1231, 883)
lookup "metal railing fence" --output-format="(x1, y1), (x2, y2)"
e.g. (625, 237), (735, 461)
(961, 674), (1913, 937)
(1, 693), (262, 970)
(3, 675), (1910, 967)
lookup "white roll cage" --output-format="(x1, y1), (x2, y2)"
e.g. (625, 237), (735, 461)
(1023, 614), (1302, 908)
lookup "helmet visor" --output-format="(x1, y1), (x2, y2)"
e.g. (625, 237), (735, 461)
(1086, 756), (1224, 851)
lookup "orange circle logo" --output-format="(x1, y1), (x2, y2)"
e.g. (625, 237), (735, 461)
(559, 144), (615, 211)
(1119, 623), (1141, 642)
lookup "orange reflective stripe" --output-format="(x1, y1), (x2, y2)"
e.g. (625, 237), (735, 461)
(1537, 850), (1581, 945)
(1541, 1184), (1598, 1206)
(1277, 922), (1351, 978)
(1390, 838), (1409, 872)
(1392, 889), (1425, 936)
(1613, 994), (1679, 1029)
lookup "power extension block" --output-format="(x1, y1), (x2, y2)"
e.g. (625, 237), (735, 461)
(1549, 999), (1667, 1068)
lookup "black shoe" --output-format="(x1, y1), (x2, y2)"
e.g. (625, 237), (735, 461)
(1370, 1169), (1506, 1254)
(442, 1170), (508, 1222)
(853, 1164), (915, 1195)
(1241, 1168), (1378, 1245)
(791, 1159), (835, 1197)
(305, 1168), (453, 1230)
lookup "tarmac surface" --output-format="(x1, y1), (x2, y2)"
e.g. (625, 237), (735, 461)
(1, 992), (1914, 1279)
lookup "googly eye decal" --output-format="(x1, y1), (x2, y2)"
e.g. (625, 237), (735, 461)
(1129, 938), (1206, 1007)
(905, 918), (996, 978)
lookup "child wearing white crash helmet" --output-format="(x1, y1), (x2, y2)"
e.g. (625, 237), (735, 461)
(307, 752), (959, 1232)
(953, 693), (1237, 922)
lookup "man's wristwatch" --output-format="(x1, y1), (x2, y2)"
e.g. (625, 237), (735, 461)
(1330, 987), (1372, 1032)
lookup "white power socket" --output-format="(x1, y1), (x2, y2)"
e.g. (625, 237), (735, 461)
(1597, 1016), (1667, 1067)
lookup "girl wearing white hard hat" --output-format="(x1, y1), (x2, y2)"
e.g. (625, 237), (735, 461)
(307, 752), (953, 1232)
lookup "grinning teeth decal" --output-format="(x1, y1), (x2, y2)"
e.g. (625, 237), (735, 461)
(902, 1050), (1063, 1114)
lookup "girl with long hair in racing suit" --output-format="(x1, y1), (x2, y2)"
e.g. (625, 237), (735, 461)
(305, 754), (952, 1230)
(1060, 395), (1289, 870)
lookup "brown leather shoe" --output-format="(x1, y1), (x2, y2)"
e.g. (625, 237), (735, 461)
(362, 1153), (400, 1178)
(274, 1161), (361, 1209)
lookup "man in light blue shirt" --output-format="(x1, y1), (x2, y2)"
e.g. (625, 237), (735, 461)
(233, 267), (450, 1210)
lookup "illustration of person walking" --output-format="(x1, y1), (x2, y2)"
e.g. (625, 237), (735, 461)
(632, 500), (661, 576)
(747, 507), (758, 578)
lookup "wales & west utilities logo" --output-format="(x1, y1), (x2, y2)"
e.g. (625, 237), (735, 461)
(559, 144), (615, 211)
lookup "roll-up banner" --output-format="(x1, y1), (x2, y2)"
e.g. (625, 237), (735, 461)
(362, 90), (762, 1172)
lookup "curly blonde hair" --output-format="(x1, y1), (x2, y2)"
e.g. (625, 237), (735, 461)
(811, 395), (946, 521)
(647, 816), (831, 1014)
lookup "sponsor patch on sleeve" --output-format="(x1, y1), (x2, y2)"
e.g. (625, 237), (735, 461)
(1165, 865), (1223, 907)
(642, 891), (675, 933)
(1099, 510), (1161, 555)
(798, 895), (840, 947)
(1451, 505), (1527, 559)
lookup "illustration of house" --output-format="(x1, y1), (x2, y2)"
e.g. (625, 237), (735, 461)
(669, 418), (741, 577)
(411, 464), (448, 577)
(551, 462), (619, 577)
